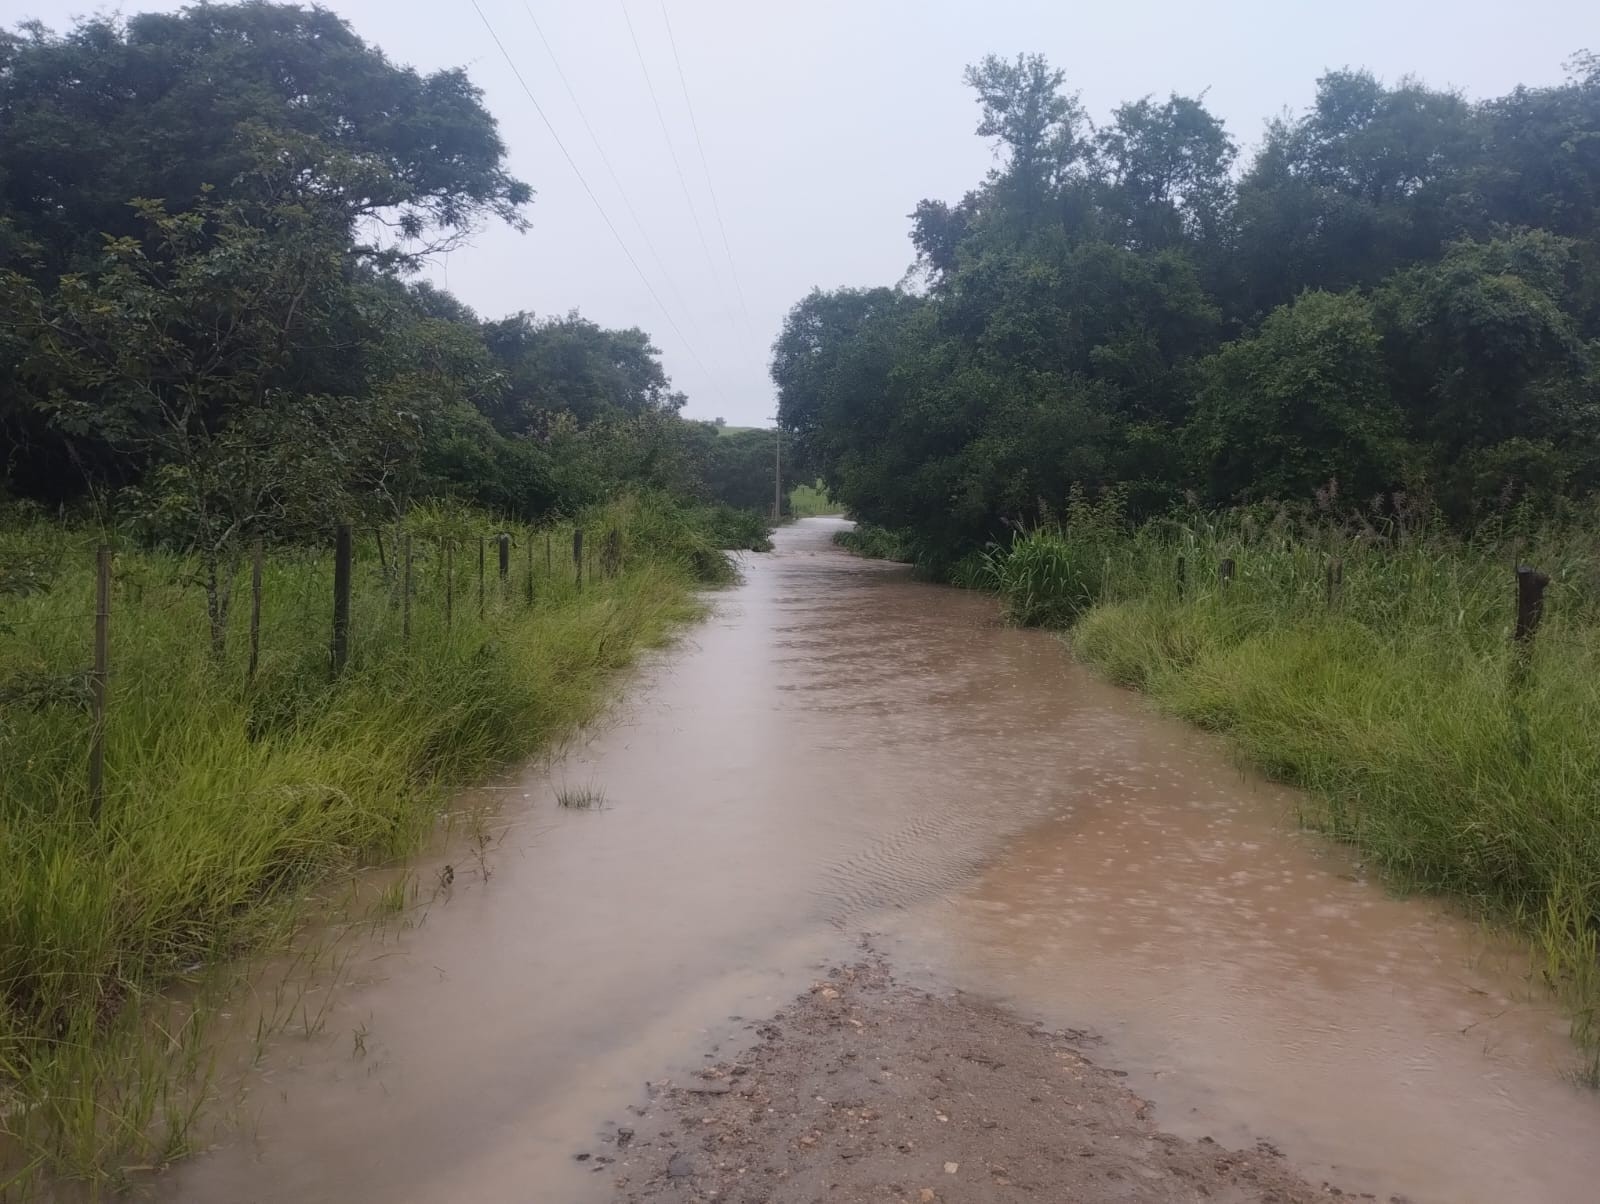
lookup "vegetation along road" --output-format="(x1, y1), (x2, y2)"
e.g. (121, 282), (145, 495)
(4, 2), (1600, 1201)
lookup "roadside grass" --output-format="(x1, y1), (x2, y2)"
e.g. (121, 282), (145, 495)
(0, 492), (727, 1193)
(969, 503), (1600, 1074)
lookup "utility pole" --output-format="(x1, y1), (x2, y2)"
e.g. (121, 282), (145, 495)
(771, 417), (782, 522)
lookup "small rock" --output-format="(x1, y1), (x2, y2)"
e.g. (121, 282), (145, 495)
(616, 1127), (634, 1149)
(573, 1153), (591, 1162)
(666, 1151), (694, 1180)
(919, 1191), (937, 1203)
(944, 1161), (959, 1174)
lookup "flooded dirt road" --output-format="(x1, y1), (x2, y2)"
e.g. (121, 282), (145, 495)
(165, 518), (1600, 1204)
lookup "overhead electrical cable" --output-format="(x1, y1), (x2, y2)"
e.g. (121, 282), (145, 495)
(520, 2), (713, 354)
(617, 0), (729, 315)
(657, 0), (754, 332)
(467, 0), (731, 407)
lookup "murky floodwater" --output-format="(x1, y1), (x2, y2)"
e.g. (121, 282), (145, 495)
(165, 518), (1600, 1204)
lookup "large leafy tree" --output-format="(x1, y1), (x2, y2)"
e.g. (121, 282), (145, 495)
(0, 2), (529, 274)
(2, 168), (394, 651)
(1189, 290), (1401, 504)
(479, 313), (685, 434)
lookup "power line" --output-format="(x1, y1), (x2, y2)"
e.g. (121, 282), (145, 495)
(467, 0), (730, 407)
(520, 2), (712, 355)
(657, 1), (753, 331)
(618, 1), (728, 314)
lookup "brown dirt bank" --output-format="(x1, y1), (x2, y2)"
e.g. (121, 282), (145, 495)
(600, 959), (1368, 1204)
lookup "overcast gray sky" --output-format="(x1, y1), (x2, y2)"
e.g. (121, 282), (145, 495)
(14, 1), (1592, 426)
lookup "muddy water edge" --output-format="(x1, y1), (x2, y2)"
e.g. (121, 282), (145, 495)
(159, 517), (1600, 1204)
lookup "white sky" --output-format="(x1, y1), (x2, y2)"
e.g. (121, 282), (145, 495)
(11, 1), (1592, 425)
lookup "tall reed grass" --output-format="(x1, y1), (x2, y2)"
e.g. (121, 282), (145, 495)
(0, 493), (735, 1192)
(971, 500), (1600, 1074)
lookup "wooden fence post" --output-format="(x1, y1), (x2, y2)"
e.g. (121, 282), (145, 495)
(89, 544), (110, 821)
(402, 534), (413, 643)
(1325, 557), (1343, 610)
(573, 527), (584, 593)
(498, 533), (511, 594)
(1176, 554), (1186, 601)
(477, 536), (486, 619)
(1514, 564), (1550, 647)
(525, 530), (535, 605)
(248, 538), (263, 680)
(444, 540), (453, 629)
(1219, 557), (1235, 589)
(331, 523), (352, 676)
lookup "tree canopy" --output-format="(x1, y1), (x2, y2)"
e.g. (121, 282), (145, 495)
(777, 52), (1600, 563)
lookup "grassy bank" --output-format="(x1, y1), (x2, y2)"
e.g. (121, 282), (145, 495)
(0, 494), (747, 1191)
(936, 506), (1600, 1073)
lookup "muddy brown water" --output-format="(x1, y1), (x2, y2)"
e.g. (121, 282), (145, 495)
(164, 517), (1600, 1204)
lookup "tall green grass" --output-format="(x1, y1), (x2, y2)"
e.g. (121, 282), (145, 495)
(0, 493), (727, 1192)
(976, 502), (1600, 1073)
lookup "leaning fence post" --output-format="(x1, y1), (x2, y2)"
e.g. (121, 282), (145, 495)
(573, 527), (584, 593)
(1219, 557), (1235, 590)
(1324, 557), (1343, 610)
(331, 523), (352, 676)
(89, 544), (111, 821)
(248, 538), (263, 681)
(402, 534), (413, 643)
(1514, 564), (1549, 647)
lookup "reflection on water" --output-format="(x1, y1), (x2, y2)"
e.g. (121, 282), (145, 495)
(164, 518), (1600, 1204)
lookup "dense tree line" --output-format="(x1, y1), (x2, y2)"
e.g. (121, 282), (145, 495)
(774, 53), (1600, 566)
(0, 2), (769, 575)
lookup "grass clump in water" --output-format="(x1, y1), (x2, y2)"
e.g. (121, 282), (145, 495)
(0, 492), (730, 1192)
(554, 784), (607, 810)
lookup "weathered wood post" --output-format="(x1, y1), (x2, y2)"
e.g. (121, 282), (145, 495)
(444, 540), (454, 630)
(477, 536), (486, 619)
(402, 534), (414, 643)
(1176, 554), (1186, 601)
(498, 533), (511, 598)
(1219, 557), (1235, 590)
(1514, 564), (1549, 647)
(573, 528), (584, 593)
(89, 544), (111, 821)
(331, 523), (352, 676)
(1324, 557), (1343, 610)
(248, 538), (263, 681)
(525, 529), (535, 606)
